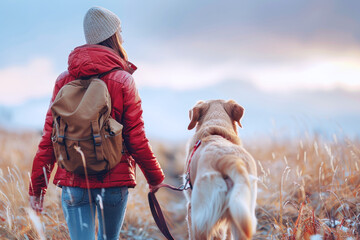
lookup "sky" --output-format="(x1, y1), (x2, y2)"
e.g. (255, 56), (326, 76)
(0, 0), (360, 105)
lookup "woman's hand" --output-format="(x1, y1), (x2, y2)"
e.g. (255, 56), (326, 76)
(30, 196), (43, 213)
(149, 182), (165, 193)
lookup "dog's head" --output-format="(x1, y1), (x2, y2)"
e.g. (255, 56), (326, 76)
(188, 99), (244, 131)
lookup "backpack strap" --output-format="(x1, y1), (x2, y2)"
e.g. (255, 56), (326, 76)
(56, 119), (69, 160)
(91, 120), (104, 161)
(57, 120), (66, 144)
(81, 67), (122, 80)
(98, 67), (122, 79)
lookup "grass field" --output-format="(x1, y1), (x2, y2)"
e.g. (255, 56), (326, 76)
(0, 129), (359, 239)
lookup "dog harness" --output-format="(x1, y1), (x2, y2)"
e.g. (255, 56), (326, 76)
(185, 140), (202, 190)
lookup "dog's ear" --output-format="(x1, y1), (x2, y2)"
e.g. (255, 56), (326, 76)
(224, 100), (244, 128)
(188, 101), (208, 130)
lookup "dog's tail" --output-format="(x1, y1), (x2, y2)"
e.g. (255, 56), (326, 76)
(218, 155), (257, 239)
(190, 154), (256, 239)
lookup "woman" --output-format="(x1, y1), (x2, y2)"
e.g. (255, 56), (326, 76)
(29, 6), (165, 240)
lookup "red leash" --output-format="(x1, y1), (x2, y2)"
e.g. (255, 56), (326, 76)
(148, 140), (201, 240)
(148, 184), (185, 240)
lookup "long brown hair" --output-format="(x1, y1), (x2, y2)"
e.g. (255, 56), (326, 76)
(98, 31), (128, 61)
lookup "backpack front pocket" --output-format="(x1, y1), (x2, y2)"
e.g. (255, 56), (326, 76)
(103, 117), (123, 169)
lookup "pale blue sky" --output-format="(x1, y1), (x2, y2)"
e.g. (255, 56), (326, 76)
(1, 0), (360, 104)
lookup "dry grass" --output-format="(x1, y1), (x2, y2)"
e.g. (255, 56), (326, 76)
(0, 129), (359, 239)
(248, 134), (360, 239)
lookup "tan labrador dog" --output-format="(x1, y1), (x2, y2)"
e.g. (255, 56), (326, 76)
(184, 99), (257, 240)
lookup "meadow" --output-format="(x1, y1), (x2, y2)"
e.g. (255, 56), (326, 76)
(0, 128), (359, 239)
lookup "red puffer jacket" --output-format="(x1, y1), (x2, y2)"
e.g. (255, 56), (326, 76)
(29, 44), (165, 197)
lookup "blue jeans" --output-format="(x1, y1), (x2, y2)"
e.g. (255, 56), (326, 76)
(61, 186), (128, 240)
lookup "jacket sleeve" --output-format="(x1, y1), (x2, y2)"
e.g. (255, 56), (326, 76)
(121, 75), (165, 186)
(29, 81), (61, 197)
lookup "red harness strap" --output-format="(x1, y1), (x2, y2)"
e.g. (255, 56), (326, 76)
(148, 140), (202, 240)
(185, 140), (202, 189)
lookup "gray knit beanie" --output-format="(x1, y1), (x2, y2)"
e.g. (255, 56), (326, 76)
(83, 6), (121, 44)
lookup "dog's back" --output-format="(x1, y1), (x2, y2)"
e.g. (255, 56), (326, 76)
(185, 100), (257, 240)
(189, 136), (257, 239)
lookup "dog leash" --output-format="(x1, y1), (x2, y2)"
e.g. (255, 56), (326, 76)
(148, 140), (202, 240)
(148, 184), (186, 240)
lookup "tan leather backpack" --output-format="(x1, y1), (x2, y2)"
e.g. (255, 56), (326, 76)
(50, 77), (123, 175)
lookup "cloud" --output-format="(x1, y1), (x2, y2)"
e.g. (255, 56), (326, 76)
(134, 53), (360, 92)
(131, 0), (360, 92)
(247, 57), (360, 92)
(134, 60), (237, 90)
(130, 0), (360, 92)
(0, 58), (56, 105)
(171, 1), (360, 42)
(1, 0), (360, 98)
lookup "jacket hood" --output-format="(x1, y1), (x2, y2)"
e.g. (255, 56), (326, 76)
(68, 44), (136, 78)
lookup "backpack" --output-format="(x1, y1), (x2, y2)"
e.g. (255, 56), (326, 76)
(50, 77), (123, 175)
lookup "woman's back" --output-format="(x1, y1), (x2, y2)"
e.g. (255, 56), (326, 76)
(29, 6), (165, 240)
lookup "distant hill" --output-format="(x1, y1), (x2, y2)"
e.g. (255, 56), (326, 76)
(139, 80), (360, 141)
(0, 80), (359, 141)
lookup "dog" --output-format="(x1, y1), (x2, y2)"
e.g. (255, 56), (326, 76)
(183, 99), (257, 240)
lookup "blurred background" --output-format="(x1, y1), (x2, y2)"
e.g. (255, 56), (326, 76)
(0, 0), (359, 141)
(1, 2), (360, 239)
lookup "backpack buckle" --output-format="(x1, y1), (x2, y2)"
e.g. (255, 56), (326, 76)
(93, 134), (102, 146)
(57, 135), (65, 144)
